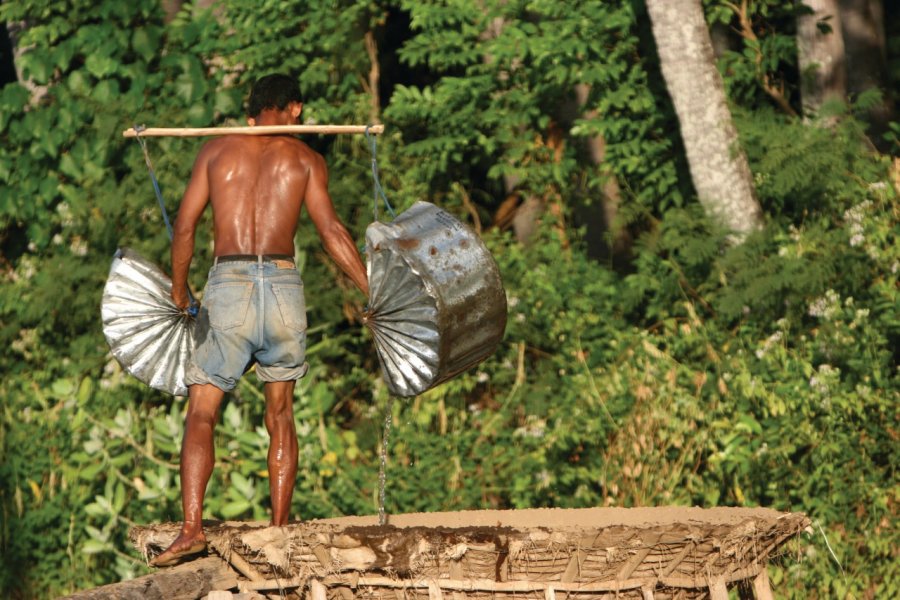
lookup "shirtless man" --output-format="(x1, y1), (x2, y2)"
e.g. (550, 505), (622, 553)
(151, 74), (368, 567)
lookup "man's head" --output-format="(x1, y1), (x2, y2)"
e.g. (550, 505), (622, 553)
(247, 74), (303, 123)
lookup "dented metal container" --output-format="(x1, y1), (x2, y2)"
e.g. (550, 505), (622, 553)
(102, 248), (196, 397)
(364, 201), (507, 397)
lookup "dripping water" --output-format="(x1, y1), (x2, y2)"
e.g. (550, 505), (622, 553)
(378, 396), (395, 526)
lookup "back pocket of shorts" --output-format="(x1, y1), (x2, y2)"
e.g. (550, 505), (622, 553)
(206, 282), (254, 330)
(272, 282), (307, 332)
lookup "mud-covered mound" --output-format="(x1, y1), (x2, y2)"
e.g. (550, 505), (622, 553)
(131, 507), (809, 600)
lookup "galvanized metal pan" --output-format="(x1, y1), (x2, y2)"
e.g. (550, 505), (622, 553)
(364, 202), (507, 397)
(101, 248), (196, 396)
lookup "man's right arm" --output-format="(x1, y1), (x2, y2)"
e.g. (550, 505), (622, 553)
(171, 145), (212, 309)
(304, 152), (369, 296)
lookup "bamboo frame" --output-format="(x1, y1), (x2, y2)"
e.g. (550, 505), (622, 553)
(242, 564), (767, 593)
(122, 124), (385, 138)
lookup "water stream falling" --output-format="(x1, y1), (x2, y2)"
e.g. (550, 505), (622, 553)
(377, 397), (395, 526)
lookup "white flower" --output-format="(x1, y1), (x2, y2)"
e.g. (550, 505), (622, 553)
(514, 419), (546, 439)
(755, 330), (783, 359)
(843, 200), (871, 224)
(809, 364), (839, 395)
(56, 202), (75, 227)
(808, 290), (840, 319)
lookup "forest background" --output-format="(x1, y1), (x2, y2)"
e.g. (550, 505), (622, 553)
(0, 0), (897, 598)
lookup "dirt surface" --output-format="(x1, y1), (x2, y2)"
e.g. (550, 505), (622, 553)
(306, 506), (787, 530)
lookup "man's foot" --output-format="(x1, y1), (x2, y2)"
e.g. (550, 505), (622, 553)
(149, 533), (208, 567)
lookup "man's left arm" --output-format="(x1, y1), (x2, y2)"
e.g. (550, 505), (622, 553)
(305, 152), (369, 296)
(171, 146), (212, 309)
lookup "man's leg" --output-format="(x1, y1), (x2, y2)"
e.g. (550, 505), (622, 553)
(150, 383), (225, 566)
(264, 380), (298, 526)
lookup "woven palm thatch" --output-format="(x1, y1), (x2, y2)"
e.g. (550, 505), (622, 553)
(131, 507), (809, 600)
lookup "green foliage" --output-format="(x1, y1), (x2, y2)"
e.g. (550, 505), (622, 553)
(1, 1), (898, 599)
(703, 0), (804, 114)
(616, 139), (898, 597)
(387, 0), (686, 221)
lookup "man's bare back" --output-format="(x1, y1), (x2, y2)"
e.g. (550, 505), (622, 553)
(170, 105), (367, 309)
(205, 135), (314, 256)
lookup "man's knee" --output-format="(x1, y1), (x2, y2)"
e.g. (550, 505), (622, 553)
(266, 397), (293, 423)
(186, 384), (225, 425)
(264, 382), (295, 429)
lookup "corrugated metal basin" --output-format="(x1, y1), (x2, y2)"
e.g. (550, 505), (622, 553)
(364, 201), (507, 397)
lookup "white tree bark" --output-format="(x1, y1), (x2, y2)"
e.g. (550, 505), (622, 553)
(797, 0), (847, 117)
(644, 0), (763, 237)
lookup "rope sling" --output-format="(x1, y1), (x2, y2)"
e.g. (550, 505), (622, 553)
(133, 125), (199, 316)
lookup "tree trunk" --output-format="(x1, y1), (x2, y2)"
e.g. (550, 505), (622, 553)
(364, 30), (382, 124)
(0, 23), (17, 86)
(60, 557), (238, 600)
(839, 0), (894, 151)
(797, 0), (847, 118)
(479, 15), (543, 244)
(644, 0), (763, 237)
(573, 84), (631, 263)
(162, 0), (185, 23)
(5, 21), (48, 101)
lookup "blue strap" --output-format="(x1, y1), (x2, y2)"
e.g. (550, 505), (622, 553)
(133, 125), (198, 316)
(134, 125), (175, 240)
(365, 124), (395, 222)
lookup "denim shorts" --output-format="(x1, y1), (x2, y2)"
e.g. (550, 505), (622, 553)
(184, 258), (309, 391)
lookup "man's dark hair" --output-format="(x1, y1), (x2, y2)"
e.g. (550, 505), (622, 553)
(247, 74), (302, 117)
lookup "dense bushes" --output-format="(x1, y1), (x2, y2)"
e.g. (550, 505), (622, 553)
(1, 1), (897, 598)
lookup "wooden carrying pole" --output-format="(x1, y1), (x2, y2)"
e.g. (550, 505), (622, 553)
(122, 124), (385, 138)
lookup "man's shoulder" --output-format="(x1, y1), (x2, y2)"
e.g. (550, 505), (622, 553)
(197, 135), (325, 167)
(288, 138), (326, 168)
(198, 135), (235, 157)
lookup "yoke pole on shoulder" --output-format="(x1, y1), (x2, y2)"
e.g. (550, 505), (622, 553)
(122, 124), (385, 138)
